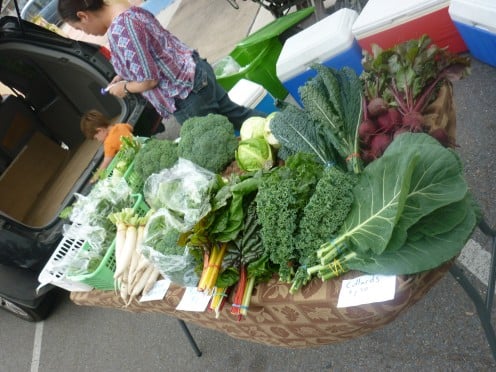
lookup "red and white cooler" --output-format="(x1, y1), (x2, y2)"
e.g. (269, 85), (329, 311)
(351, 0), (467, 54)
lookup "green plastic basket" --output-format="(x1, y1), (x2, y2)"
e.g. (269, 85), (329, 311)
(67, 194), (150, 290)
(123, 160), (144, 193)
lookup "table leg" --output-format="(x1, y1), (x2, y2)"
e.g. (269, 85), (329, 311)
(449, 219), (496, 362)
(177, 319), (202, 357)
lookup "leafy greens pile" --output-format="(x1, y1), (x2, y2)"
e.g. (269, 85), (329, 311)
(308, 132), (479, 279)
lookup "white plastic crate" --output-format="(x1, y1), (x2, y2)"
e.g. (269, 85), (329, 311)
(37, 234), (93, 292)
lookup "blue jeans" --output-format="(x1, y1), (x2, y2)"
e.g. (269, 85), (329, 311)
(173, 53), (267, 131)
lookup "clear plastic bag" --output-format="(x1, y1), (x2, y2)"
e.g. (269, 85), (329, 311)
(213, 55), (241, 77)
(143, 158), (216, 231)
(69, 177), (132, 227)
(141, 208), (199, 287)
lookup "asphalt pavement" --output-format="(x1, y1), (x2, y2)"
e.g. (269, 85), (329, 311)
(1, 1), (496, 371)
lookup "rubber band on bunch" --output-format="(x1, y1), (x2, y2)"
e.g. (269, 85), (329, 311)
(213, 290), (228, 298)
(231, 303), (249, 310)
(345, 153), (360, 162)
(328, 259), (343, 277)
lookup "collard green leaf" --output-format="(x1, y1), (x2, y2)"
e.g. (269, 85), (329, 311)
(408, 197), (469, 241)
(336, 150), (418, 256)
(383, 133), (468, 251)
(346, 193), (477, 275)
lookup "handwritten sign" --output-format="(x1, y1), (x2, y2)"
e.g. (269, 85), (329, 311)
(139, 278), (172, 302)
(176, 287), (212, 312)
(337, 274), (396, 308)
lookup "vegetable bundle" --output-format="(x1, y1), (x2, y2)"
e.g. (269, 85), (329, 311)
(308, 133), (478, 279)
(359, 35), (470, 160)
(109, 208), (160, 305)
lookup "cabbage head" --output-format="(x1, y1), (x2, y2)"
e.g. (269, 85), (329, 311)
(240, 116), (266, 141)
(235, 137), (274, 172)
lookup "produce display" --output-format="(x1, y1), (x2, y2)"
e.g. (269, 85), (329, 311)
(54, 36), (478, 320)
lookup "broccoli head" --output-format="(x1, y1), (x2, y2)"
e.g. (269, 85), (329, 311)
(177, 114), (238, 174)
(133, 138), (178, 181)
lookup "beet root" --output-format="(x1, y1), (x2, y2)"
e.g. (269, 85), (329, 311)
(429, 128), (455, 147)
(367, 97), (388, 118)
(358, 119), (379, 144)
(377, 108), (403, 133)
(402, 111), (424, 133)
(369, 133), (393, 159)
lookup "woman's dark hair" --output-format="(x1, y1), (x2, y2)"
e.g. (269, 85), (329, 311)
(57, 0), (105, 23)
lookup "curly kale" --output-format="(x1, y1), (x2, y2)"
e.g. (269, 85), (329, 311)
(177, 114), (238, 173)
(133, 138), (178, 182)
(290, 165), (357, 293)
(255, 153), (323, 282)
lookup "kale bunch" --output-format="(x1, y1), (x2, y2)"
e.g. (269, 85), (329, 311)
(255, 153), (323, 282)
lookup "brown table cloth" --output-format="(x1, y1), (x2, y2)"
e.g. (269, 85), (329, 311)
(70, 262), (451, 348)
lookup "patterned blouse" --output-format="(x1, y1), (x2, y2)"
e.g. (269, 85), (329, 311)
(107, 6), (196, 118)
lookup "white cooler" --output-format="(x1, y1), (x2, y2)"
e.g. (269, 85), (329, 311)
(449, 0), (496, 67)
(228, 78), (277, 115)
(276, 8), (363, 106)
(352, 0), (467, 54)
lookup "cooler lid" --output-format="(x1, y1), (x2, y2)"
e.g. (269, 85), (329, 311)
(449, 0), (496, 34)
(228, 79), (266, 108)
(352, 0), (450, 38)
(238, 7), (315, 47)
(276, 8), (358, 82)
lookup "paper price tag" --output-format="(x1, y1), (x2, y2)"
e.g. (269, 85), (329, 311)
(176, 287), (212, 312)
(337, 274), (396, 308)
(139, 278), (171, 302)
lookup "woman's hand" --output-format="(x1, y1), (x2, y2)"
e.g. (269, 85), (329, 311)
(108, 80), (128, 98)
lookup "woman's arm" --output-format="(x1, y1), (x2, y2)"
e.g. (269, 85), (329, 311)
(108, 79), (158, 98)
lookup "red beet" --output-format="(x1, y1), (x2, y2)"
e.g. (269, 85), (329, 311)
(367, 97), (388, 118)
(369, 133), (392, 159)
(429, 128), (453, 147)
(402, 111), (424, 133)
(358, 119), (378, 144)
(376, 108), (403, 133)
